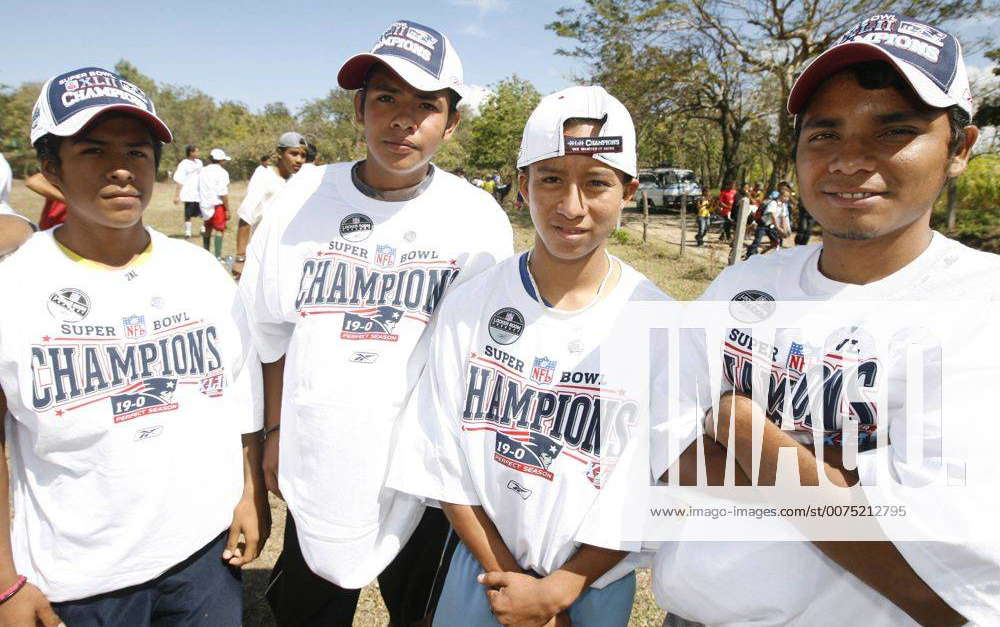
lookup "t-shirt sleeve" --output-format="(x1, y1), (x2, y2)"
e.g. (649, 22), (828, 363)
(238, 218), (294, 363)
(452, 200), (514, 290)
(220, 170), (230, 197)
(237, 170), (265, 226)
(171, 162), (187, 185)
(385, 300), (481, 506)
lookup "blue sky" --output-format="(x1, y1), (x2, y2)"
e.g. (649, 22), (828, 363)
(0, 0), (587, 112)
(1, 1), (994, 114)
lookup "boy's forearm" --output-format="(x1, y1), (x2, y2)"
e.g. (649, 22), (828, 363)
(0, 393), (19, 585)
(261, 357), (284, 430)
(441, 502), (521, 573)
(241, 432), (265, 493)
(544, 544), (628, 612)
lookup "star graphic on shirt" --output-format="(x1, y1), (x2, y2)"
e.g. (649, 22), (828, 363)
(549, 445), (558, 454)
(300, 311), (308, 318)
(389, 311), (402, 322)
(166, 381), (176, 390)
(55, 410), (64, 417)
(42, 336), (51, 342)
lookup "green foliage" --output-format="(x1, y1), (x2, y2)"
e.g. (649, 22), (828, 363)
(466, 76), (541, 177)
(611, 228), (631, 245)
(932, 155), (1000, 252)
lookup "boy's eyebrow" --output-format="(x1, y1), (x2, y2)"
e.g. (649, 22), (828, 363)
(875, 109), (937, 124)
(70, 136), (107, 145)
(535, 165), (565, 174)
(801, 117), (840, 131)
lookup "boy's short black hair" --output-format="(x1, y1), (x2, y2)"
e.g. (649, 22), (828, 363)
(260, 154), (271, 162)
(305, 142), (318, 163)
(185, 144), (197, 157)
(793, 60), (970, 159)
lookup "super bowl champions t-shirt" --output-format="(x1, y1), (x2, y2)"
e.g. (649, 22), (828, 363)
(172, 157), (203, 204)
(386, 253), (669, 588)
(653, 233), (1000, 625)
(240, 162), (514, 587)
(0, 228), (262, 602)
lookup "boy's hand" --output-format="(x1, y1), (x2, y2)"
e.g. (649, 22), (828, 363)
(0, 582), (63, 626)
(223, 481), (271, 567)
(479, 571), (573, 626)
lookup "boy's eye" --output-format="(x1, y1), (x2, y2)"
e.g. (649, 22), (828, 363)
(420, 102), (440, 111)
(376, 94), (394, 103)
(807, 132), (836, 142)
(882, 127), (918, 138)
(541, 176), (561, 184)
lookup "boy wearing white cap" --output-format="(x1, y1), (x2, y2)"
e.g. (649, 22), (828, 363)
(654, 14), (997, 626)
(387, 85), (667, 626)
(240, 19), (513, 626)
(198, 147), (231, 258)
(233, 131), (308, 279)
(0, 66), (267, 627)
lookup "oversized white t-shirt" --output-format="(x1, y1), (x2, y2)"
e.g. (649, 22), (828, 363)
(386, 253), (668, 588)
(237, 165), (287, 227)
(0, 228), (262, 602)
(240, 162), (514, 587)
(172, 158), (203, 203)
(653, 233), (1000, 626)
(198, 163), (229, 218)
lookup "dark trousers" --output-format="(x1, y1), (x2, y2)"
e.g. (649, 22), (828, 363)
(795, 213), (815, 245)
(718, 216), (733, 241)
(746, 225), (781, 257)
(52, 531), (242, 627)
(267, 507), (458, 627)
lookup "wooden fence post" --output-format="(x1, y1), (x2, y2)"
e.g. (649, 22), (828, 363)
(679, 193), (687, 257)
(642, 191), (649, 245)
(729, 200), (748, 266)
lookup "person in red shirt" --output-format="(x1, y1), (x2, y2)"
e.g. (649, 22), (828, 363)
(25, 172), (67, 229)
(716, 180), (736, 241)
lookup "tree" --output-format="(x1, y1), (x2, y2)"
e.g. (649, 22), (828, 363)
(466, 76), (541, 177)
(551, 0), (990, 187)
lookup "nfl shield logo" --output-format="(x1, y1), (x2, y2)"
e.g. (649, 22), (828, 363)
(786, 342), (805, 372)
(531, 356), (556, 385)
(122, 314), (146, 338)
(375, 244), (396, 268)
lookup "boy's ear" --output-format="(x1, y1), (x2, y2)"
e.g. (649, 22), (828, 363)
(41, 159), (63, 191)
(353, 90), (366, 126)
(947, 125), (979, 179)
(442, 109), (461, 141)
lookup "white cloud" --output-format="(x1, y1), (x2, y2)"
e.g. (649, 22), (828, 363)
(461, 84), (493, 114)
(449, 0), (510, 12)
(460, 23), (488, 37)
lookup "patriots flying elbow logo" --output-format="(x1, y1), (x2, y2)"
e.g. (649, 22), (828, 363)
(494, 430), (563, 481)
(341, 306), (404, 342)
(111, 377), (179, 423)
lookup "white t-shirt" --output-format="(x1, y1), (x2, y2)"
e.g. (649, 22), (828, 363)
(198, 163), (230, 218)
(240, 162), (514, 587)
(386, 253), (668, 588)
(237, 165), (287, 227)
(0, 228), (262, 602)
(761, 199), (788, 228)
(0, 153), (11, 206)
(172, 158), (203, 203)
(653, 233), (1000, 626)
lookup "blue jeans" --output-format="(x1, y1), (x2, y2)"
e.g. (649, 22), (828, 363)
(433, 541), (636, 627)
(52, 531), (241, 627)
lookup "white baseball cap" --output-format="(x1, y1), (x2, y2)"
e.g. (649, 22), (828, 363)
(210, 148), (231, 161)
(517, 85), (637, 178)
(338, 19), (465, 99)
(788, 14), (973, 118)
(31, 66), (172, 146)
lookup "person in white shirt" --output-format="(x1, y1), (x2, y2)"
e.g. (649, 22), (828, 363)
(654, 14), (996, 627)
(0, 65), (268, 627)
(0, 153), (35, 257)
(388, 85), (663, 627)
(233, 132), (308, 280)
(172, 144), (202, 238)
(745, 184), (792, 257)
(240, 19), (514, 626)
(197, 148), (231, 258)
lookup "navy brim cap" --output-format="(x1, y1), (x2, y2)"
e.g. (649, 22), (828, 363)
(788, 15), (972, 117)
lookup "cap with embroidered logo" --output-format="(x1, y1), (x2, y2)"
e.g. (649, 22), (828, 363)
(517, 85), (637, 178)
(338, 19), (465, 100)
(31, 66), (172, 146)
(788, 14), (973, 117)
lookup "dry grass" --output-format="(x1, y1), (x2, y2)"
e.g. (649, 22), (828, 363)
(7, 180), (719, 626)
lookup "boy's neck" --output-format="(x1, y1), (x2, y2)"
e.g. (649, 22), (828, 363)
(528, 239), (619, 311)
(55, 219), (151, 267)
(818, 222), (933, 285)
(358, 155), (430, 191)
(353, 160), (433, 202)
